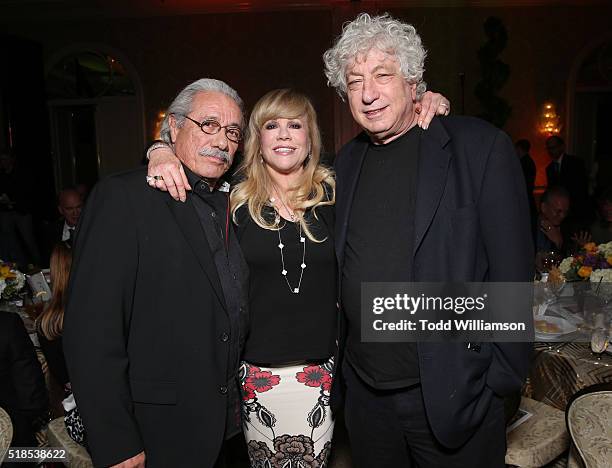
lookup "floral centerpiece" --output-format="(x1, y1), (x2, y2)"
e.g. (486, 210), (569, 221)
(557, 241), (612, 284)
(0, 260), (26, 300)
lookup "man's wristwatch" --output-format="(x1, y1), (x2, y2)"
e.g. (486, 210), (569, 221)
(146, 141), (171, 160)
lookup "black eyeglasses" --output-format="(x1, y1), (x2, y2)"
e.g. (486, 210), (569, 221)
(178, 114), (243, 143)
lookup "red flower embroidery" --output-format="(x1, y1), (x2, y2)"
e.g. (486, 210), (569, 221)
(296, 365), (332, 390)
(242, 382), (256, 401)
(246, 371), (281, 393)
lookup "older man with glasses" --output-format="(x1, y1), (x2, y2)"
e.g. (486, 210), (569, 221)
(63, 78), (249, 468)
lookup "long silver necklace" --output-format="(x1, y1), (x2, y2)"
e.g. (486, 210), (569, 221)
(271, 186), (306, 294)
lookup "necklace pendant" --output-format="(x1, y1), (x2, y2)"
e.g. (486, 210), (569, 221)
(293, 288), (300, 293)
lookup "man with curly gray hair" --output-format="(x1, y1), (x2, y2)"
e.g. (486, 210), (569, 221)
(328, 13), (533, 468)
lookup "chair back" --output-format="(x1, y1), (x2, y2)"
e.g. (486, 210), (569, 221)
(566, 383), (612, 468)
(0, 406), (13, 463)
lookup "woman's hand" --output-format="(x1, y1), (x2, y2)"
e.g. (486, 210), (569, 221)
(147, 145), (191, 202)
(415, 91), (451, 130)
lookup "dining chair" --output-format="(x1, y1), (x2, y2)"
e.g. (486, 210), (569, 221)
(0, 406), (13, 464)
(565, 383), (612, 468)
(505, 397), (569, 467)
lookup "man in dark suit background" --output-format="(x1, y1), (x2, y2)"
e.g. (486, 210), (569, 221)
(323, 13), (533, 467)
(516, 139), (537, 231)
(63, 78), (249, 468)
(545, 135), (590, 225)
(40, 188), (83, 266)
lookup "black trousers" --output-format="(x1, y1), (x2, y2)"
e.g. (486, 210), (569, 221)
(342, 361), (506, 468)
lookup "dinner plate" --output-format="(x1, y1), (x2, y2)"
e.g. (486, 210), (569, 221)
(534, 315), (577, 338)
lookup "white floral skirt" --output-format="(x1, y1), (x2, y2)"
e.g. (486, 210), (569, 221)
(239, 357), (335, 468)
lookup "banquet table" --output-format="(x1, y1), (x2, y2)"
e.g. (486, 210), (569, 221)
(527, 342), (612, 410)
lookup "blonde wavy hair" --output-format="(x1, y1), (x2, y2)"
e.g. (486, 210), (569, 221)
(231, 89), (335, 241)
(37, 243), (72, 340)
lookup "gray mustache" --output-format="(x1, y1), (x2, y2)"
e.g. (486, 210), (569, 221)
(198, 147), (230, 163)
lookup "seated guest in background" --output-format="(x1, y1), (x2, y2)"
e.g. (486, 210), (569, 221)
(515, 139), (537, 230)
(590, 187), (612, 244)
(536, 186), (590, 255)
(36, 243), (85, 445)
(545, 135), (590, 225)
(64, 78), (249, 468)
(41, 188), (82, 265)
(56, 188), (82, 246)
(0, 313), (48, 453)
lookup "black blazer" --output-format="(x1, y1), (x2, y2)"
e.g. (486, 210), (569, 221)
(63, 167), (247, 468)
(334, 116), (533, 448)
(0, 313), (48, 446)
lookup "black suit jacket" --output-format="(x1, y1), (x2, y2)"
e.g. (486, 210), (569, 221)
(334, 116), (533, 448)
(64, 167), (247, 467)
(546, 153), (589, 216)
(0, 313), (48, 446)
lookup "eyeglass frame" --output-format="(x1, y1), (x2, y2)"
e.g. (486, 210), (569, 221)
(175, 113), (244, 143)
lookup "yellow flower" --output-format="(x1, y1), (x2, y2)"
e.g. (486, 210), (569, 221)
(583, 242), (597, 253)
(577, 266), (592, 278)
(0, 265), (16, 280)
(607, 256), (612, 266)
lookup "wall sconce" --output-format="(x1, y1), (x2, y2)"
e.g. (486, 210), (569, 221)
(539, 102), (561, 136)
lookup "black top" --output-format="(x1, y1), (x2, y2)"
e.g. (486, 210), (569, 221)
(185, 166), (249, 439)
(236, 203), (337, 364)
(38, 333), (70, 387)
(0, 313), (48, 446)
(342, 126), (421, 390)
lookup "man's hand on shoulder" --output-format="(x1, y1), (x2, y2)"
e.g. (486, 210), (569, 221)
(111, 451), (146, 468)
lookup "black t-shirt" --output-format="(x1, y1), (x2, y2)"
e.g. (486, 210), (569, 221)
(237, 205), (337, 364)
(342, 126), (421, 390)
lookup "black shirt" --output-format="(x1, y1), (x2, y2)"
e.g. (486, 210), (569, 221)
(236, 204), (337, 364)
(342, 126), (421, 390)
(185, 167), (249, 439)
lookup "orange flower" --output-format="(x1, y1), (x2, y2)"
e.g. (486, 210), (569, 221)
(607, 256), (612, 266)
(583, 242), (597, 253)
(577, 266), (592, 278)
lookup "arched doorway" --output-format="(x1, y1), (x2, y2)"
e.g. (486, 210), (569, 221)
(46, 46), (145, 192)
(567, 36), (612, 195)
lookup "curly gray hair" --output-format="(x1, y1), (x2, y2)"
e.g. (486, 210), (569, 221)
(323, 13), (427, 100)
(160, 78), (244, 144)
